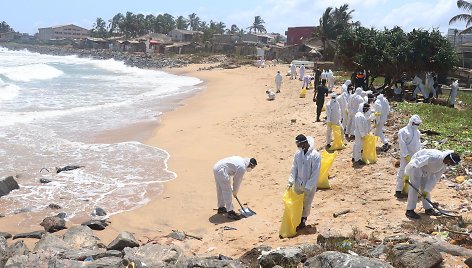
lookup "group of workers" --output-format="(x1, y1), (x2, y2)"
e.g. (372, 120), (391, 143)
(214, 68), (462, 230)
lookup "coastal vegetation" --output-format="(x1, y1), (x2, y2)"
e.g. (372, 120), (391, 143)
(0, 21), (14, 33)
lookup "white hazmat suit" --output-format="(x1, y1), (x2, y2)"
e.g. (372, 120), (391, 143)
(396, 115), (422, 192)
(290, 64), (297, 80)
(288, 136), (321, 217)
(299, 65), (306, 81)
(326, 93), (344, 145)
(353, 103), (371, 162)
(450, 80), (459, 107)
(406, 149), (454, 211)
(373, 94), (390, 145)
(213, 156), (252, 212)
(346, 88), (365, 136)
(275, 71), (283, 93)
(327, 69), (335, 92)
(413, 75), (427, 100)
(301, 75), (311, 89)
(337, 84), (350, 132)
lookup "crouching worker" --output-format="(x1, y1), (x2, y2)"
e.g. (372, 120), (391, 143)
(405, 149), (461, 219)
(213, 156), (257, 220)
(287, 134), (321, 230)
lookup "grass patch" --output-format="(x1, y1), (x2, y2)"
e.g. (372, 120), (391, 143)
(394, 90), (472, 155)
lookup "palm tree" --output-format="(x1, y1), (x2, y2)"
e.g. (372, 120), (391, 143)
(228, 24), (240, 34)
(0, 21), (13, 33)
(92, 17), (108, 37)
(449, 0), (472, 34)
(109, 13), (124, 36)
(175, 16), (188, 30)
(188, 13), (201, 31)
(247, 16), (266, 33)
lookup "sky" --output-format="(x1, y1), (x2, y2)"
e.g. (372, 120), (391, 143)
(0, 0), (467, 36)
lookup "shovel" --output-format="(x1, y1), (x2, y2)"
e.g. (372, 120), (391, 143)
(407, 181), (461, 218)
(234, 195), (256, 217)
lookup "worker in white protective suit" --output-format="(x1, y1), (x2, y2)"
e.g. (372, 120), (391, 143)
(346, 87), (365, 139)
(337, 84), (350, 134)
(405, 149), (461, 219)
(275, 71), (283, 93)
(412, 75), (427, 101)
(290, 64), (297, 80)
(395, 115), (422, 198)
(373, 94), (391, 152)
(288, 134), (321, 231)
(266, 90), (276, 101)
(425, 72), (435, 98)
(449, 79), (459, 108)
(299, 64), (306, 81)
(327, 69), (335, 92)
(213, 156), (257, 220)
(301, 75), (311, 89)
(326, 93), (344, 147)
(352, 102), (371, 165)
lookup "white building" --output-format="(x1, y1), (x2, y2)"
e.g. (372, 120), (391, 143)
(38, 24), (90, 40)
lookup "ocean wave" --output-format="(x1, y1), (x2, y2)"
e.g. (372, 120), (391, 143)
(0, 78), (20, 102)
(0, 63), (64, 82)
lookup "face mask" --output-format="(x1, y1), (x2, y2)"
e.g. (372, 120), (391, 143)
(246, 167), (252, 172)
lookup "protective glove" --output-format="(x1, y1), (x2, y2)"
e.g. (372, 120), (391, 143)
(421, 191), (429, 199)
(327, 122), (332, 128)
(405, 155), (411, 162)
(287, 181), (293, 188)
(374, 112), (381, 116)
(403, 175), (409, 183)
(232, 191), (237, 198)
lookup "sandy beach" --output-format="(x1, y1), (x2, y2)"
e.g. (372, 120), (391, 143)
(1, 63), (469, 261)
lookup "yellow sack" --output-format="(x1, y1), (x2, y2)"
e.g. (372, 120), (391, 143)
(321, 104), (326, 111)
(279, 187), (304, 238)
(362, 134), (377, 164)
(329, 125), (345, 150)
(402, 155), (411, 194)
(299, 87), (307, 98)
(318, 150), (337, 189)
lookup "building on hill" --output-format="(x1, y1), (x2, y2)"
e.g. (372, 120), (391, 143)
(285, 26), (315, 46)
(38, 24), (90, 40)
(137, 33), (173, 53)
(168, 29), (203, 42)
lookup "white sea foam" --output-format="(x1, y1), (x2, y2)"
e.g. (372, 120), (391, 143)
(0, 63), (64, 82)
(0, 78), (20, 102)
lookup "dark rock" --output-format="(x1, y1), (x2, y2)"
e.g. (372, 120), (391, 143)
(92, 207), (107, 217)
(0, 232), (12, 239)
(56, 165), (83, 174)
(85, 256), (123, 268)
(369, 244), (387, 258)
(304, 251), (394, 268)
(39, 178), (51, 183)
(0, 213), (4, 218)
(123, 243), (185, 267)
(219, 254), (233, 260)
(259, 246), (305, 268)
(0, 236), (7, 268)
(62, 248), (106, 261)
(63, 225), (101, 249)
(56, 212), (67, 219)
(465, 256), (472, 267)
(5, 252), (83, 268)
(168, 230), (186, 241)
(13, 207), (32, 214)
(40, 216), (67, 233)
(390, 242), (443, 268)
(34, 233), (71, 253)
(7, 240), (29, 256)
(0, 176), (19, 197)
(48, 203), (62, 209)
(316, 233), (351, 251)
(383, 234), (409, 244)
(107, 231), (139, 251)
(13, 231), (45, 240)
(183, 256), (244, 268)
(239, 245), (272, 268)
(97, 250), (122, 259)
(81, 219), (108, 230)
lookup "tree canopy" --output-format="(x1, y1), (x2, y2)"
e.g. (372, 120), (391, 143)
(247, 16), (266, 33)
(0, 21), (14, 33)
(336, 26), (458, 78)
(449, 0), (472, 34)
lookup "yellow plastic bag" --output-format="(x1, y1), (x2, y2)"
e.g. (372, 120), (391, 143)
(299, 87), (307, 98)
(321, 104), (326, 111)
(362, 134), (377, 164)
(318, 150), (337, 189)
(402, 155), (411, 194)
(329, 125), (345, 150)
(279, 187), (304, 238)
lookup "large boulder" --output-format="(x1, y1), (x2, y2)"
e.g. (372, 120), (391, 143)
(0, 176), (19, 197)
(81, 219), (108, 231)
(62, 225), (101, 249)
(13, 231), (45, 240)
(0, 236), (7, 268)
(7, 240), (29, 257)
(0, 232), (12, 240)
(84, 256), (123, 268)
(107, 231), (139, 251)
(4, 252), (83, 268)
(304, 251), (394, 268)
(62, 248), (107, 261)
(259, 245), (316, 268)
(390, 242), (443, 268)
(40, 216), (67, 233)
(123, 243), (185, 267)
(239, 245), (272, 268)
(183, 256), (244, 268)
(34, 233), (71, 253)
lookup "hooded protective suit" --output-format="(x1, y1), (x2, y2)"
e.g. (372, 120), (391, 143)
(301, 75), (311, 89)
(346, 88), (365, 135)
(425, 72), (435, 97)
(299, 65), (305, 81)
(353, 103), (371, 161)
(213, 156), (251, 212)
(326, 94), (344, 145)
(288, 136), (321, 217)
(373, 94), (390, 144)
(327, 69), (334, 91)
(275, 72), (283, 92)
(290, 64), (297, 80)
(337, 85), (350, 131)
(450, 80), (459, 106)
(396, 115), (422, 191)
(406, 149), (454, 211)
(413, 75), (427, 99)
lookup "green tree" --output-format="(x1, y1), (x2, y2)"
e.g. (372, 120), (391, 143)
(227, 24), (240, 34)
(145, 14), (156, 33)
(247, 16), (266, 33)
(91, 17), (108, 38)
(175, 16), (188, 30)
(336, 26), (458, 79)
(188, 13), (201, 31)
(449, 0), (472, 34)
(0, 21), (14, 33)
(109, 13), (124, 36)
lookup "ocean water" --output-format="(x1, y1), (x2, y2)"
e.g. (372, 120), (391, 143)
(0, 47), (202, 225)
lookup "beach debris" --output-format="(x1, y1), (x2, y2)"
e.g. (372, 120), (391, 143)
(290, 119), (297, 123)
(0, 175), (20, 197)
(12, 230), (45, 240)
(40, 216), (67, 233)
(48, 203), (62, 209)
(39, 178), (51, 183)
(333, 209), (351, 218)
(223, 226), (238, 231)
(56, 165), (84, 174)
(81, 219), (109, 230)
(454, 176), (466, 183)
(39, 168), (50, 173)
